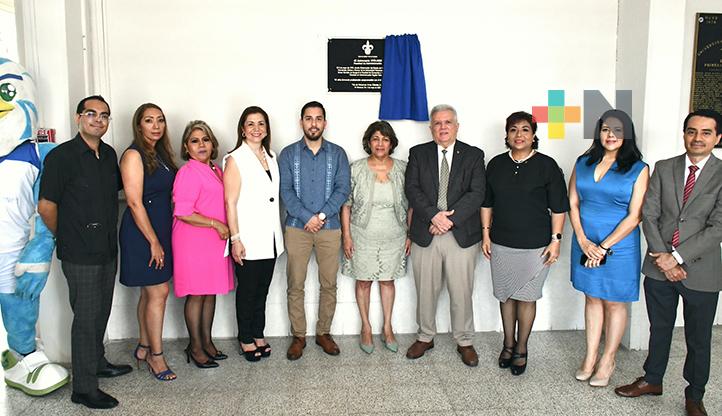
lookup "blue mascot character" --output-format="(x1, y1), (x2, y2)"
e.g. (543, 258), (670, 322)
(0, 58), (69, 395)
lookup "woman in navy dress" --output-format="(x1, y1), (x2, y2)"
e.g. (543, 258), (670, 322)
(569, 109), (648, 387)
(119, 103), (177, 381)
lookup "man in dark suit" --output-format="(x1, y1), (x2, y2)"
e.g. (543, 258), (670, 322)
(615, 109), (722, 416)
(404, 104), (485, 367)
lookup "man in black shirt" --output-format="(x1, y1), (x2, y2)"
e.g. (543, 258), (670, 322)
(38, 95), (131, 409)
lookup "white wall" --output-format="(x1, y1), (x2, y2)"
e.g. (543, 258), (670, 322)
(99, 0), (618, 341)
(23, 1), (688, 361)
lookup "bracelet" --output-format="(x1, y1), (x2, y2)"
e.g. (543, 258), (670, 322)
(230, 233), (241, 242)
(210, 219), (215, 228)
(599, 244), (613, 256)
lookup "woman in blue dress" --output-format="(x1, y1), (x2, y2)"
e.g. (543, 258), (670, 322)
(569, 109), (648, 387)
(119, 103), (177, 380)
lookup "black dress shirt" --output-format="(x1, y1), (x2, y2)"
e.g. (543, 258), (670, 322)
(40, 134), (121, 264)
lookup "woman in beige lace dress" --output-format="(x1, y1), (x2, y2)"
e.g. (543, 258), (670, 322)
(341, 121), (411, 354)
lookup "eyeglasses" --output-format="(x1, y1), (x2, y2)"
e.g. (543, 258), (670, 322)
(80, 111), (111, 123)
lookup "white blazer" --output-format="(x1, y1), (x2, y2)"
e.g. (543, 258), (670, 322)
(224, 142), (284, 260)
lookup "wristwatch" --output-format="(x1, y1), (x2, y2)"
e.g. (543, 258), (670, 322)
(318, 212), (327, 221)
(551, 233), (562, 242)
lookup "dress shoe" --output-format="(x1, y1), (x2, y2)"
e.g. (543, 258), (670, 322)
(315, 334), (340, 356)
(498, 345), (514, 368)
(96, 362), (132, 378)
(614, 376), (663, 397)
(456, 345), (479, 367)
(405, 340), (434, 359)
(510, 351), (528, 376)
(575, 367), (594, 382)
(685, 399), (708, 416)
(71, 389), (119, 409)
(286, 336), (306, 361)
(589, 361), (615, 387)
(381, 336), (398, 353)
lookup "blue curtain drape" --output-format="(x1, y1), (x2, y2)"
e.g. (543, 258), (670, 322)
(379, 34), (429, 121)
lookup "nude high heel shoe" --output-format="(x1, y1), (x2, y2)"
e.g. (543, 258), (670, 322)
(589, 361), (615, 387)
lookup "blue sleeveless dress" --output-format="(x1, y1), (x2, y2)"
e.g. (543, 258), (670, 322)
(570, 156), (646, 302)
(119, 143), (175, 286)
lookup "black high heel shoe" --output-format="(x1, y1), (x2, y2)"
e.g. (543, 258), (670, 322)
(239, 345), (262, 362)
(204, 348), (228, 361)
(498, 345), (514, 369)
(254, 342), (271, 358)
(510, 351), (528, 376)
(184, 345), (219, 368)
(133, 344), (149, 369)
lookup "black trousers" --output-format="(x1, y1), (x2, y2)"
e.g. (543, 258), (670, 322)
(235, 257), (276, 344)
(61, 259), (117, 394)
(642, 276), (719, 401)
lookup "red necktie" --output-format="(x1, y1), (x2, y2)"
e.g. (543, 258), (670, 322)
(672, 165), (699, 247)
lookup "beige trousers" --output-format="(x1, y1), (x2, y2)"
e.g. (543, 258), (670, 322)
(411, 232), (479, 346)
(285, 227), (342, 337)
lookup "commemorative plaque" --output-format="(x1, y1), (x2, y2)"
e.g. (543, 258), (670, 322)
(328, 39), (384, 92)
(690, 13), (722, 118)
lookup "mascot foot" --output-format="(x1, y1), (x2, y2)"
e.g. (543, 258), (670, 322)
(2, 350), (69, 396)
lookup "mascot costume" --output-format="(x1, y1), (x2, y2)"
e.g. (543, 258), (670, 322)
(0, 57), (69, 395)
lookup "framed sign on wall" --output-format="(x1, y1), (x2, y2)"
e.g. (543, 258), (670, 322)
(327, 38), (384, 92)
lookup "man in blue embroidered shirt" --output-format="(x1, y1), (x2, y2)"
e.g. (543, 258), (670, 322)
(279, 101), (350, 360)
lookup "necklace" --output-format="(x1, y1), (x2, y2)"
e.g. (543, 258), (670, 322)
(508, 149), (536, 164)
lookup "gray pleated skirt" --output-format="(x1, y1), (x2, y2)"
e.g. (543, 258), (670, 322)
(490, 243), (551, 302)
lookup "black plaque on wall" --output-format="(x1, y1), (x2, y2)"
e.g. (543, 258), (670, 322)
(328, 39), (384, 92)
(690, 13), (722, 117)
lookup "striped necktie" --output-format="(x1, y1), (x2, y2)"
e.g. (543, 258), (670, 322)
(672, 164), (699, 247)
(437, 149), (449, 210)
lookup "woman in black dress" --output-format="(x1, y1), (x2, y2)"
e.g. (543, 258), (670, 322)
(481, 111), (569, 375)
(119, 103), (177, 380)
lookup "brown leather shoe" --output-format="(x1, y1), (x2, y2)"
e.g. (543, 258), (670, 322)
(685, 399), (708, 416)
(457, 345), (479, 367)
(614, 376), (663, 397)
(286, 336), (306, 361)
(405, 340), (434, 359)
(315, 334), (340, 356)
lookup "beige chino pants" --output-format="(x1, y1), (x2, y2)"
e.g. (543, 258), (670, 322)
(285, 227), (342, 337)
(411, 232), (479, 346)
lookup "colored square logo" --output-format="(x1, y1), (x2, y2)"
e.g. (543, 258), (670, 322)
(548, 90), (565, 106)
(548, 123), (565, 139)
(532, 106), (548, 123)
(548, 106), (564, 123)
(565, 106), (581, 123)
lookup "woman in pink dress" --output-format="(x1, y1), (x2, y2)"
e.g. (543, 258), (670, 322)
(172, 120), (233, 368)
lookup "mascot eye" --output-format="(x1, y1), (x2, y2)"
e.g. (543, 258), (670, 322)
(0, 83), (17, 102)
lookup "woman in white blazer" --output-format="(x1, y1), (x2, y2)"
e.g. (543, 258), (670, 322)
(224, 106), (284, 362)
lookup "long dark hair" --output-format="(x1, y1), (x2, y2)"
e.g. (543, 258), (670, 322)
(231, 106), (272, 156)
(580, 109), (642, 173)
(131, 103), (177, 173)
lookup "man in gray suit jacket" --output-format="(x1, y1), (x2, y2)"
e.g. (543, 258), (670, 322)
(404, 104), (486, 367)
(615, 109), (722, 416)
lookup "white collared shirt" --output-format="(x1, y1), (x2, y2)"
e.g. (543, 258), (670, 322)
(437, 141), (455, 180)
(684, 153), (710, 182)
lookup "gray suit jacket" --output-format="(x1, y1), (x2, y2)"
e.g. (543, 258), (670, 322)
(642, 153), (722, 292)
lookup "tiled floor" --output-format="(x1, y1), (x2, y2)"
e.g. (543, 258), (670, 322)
(1, 328), (720, 415)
